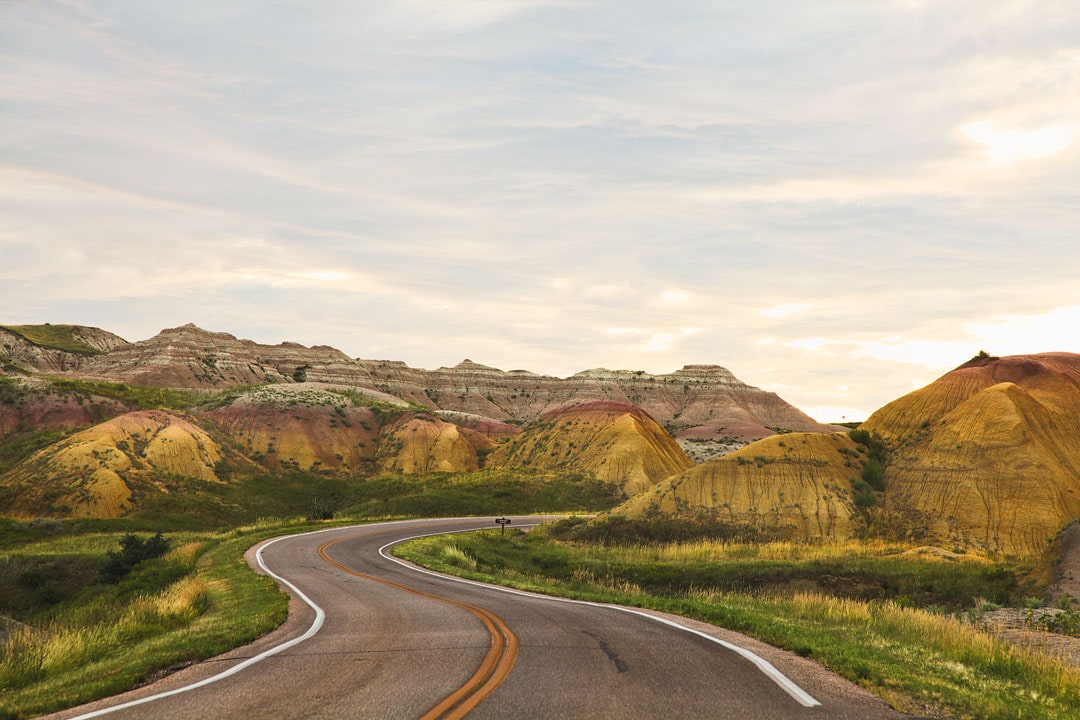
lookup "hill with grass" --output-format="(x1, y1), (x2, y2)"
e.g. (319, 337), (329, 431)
(0, 324), (127, 374)
(0, 410), (231, 518)
(487, 401), (695, 495)
(202, 384), (383, 475)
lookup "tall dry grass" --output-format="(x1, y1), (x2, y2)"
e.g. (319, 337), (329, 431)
(0, 575), (209, 692)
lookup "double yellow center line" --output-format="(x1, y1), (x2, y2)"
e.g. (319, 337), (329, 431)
(318, 537), (518, 719)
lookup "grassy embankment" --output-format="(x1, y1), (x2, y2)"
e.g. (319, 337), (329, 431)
(0, 519), (304, 719)
(395, 518), (1080, 720)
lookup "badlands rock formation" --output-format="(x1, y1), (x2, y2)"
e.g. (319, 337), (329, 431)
(203, 384), (381, 474)
(614, 432), (862, 539)
(376, 413), (494, 475)
(487, 401), (695, 495)
(74, 324), (377, 388)
(619, 352), (1080, 556)
(361, 359), (840, 445)
(3, 324), (836, 448)
(0, 410), (226, 518)
(863, 352), (1080, 556)
(0, 378), (128, 436)
(0, 324), (127, 374)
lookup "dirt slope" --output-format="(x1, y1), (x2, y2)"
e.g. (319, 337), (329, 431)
(203, 384), (381, 475)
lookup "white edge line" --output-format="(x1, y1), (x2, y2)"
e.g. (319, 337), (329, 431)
(379, 525), (822, 709)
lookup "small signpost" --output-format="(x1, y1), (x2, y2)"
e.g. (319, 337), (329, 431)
(495, 517), (511, 535)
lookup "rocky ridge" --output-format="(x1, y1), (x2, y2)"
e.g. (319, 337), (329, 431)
(0, 325), (128, 374)
(4, 323), (837, 451)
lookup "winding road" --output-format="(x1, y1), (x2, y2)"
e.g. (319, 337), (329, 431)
(47, 517), (910, 719)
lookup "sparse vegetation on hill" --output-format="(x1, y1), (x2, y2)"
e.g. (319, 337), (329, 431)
(0, 325), (106, 355)
(863, 352), (1080, 556)
(5, 331), (1080, 717)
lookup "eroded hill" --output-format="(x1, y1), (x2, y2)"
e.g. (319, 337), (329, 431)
(2, 323), (839, 453)
(0, 410), (229, 518)
(608, 352), (1080, 557)
(613, 432), (864, 539)
(862, 352), (1080, 556)
(487, 401), (695, 496)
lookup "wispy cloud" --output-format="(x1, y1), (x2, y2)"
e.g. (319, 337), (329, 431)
(3, 1), (1079, 419)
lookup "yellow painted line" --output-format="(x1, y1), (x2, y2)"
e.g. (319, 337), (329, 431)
(318, 537), (518, 719)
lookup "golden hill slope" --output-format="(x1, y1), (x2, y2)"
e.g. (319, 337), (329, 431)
(863, 353), (1080, 556)
(376, 412), (492, 474)
(614, 432), (862, 538)
(486, 401), (694, 495)
(0, 411), (226, 518)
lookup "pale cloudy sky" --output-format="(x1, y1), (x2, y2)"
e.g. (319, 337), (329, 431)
(2, 1), (1079, 422)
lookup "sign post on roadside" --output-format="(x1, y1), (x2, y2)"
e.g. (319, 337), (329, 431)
(495, 517), (511, 536)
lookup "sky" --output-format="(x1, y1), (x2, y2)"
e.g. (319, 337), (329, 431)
(2, 1), (1079, 422)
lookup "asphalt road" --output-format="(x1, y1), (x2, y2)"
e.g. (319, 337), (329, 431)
(47, 517), (913, 720)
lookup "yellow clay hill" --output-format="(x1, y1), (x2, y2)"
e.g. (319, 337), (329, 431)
(862, 352), (1080, 556)
(614, 432), (862, 539)
(486, 401), (694, 495)
(0, 410), (225, 518)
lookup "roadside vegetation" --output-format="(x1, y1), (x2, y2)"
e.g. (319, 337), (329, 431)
(395, 519), (1080, 720)
(0, 521), (303, 719)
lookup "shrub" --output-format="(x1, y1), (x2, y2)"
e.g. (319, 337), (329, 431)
(98, 532), (171, 583)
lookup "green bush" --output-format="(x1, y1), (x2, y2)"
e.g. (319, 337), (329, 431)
(98, 533), (171, 583)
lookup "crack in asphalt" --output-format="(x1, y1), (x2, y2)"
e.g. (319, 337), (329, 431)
(582, 630), (629, 673)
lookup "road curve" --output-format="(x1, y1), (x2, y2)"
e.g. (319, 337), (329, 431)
(46, 517), (911, 720)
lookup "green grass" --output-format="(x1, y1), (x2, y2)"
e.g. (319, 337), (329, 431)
(41, 377), (207, 410)
(394, 527), (1080, 720)
(23, 469), (625, 532)
(337, 470), (622, 519)
(0, 325), (105, 355)
(0, 428), (70, 474)
(0, 521), (330, 719)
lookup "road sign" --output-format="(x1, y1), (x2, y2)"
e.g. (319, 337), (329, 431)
(495, 517), (511, 535)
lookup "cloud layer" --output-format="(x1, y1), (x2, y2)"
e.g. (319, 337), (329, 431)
(3, 1), (1079, 420)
